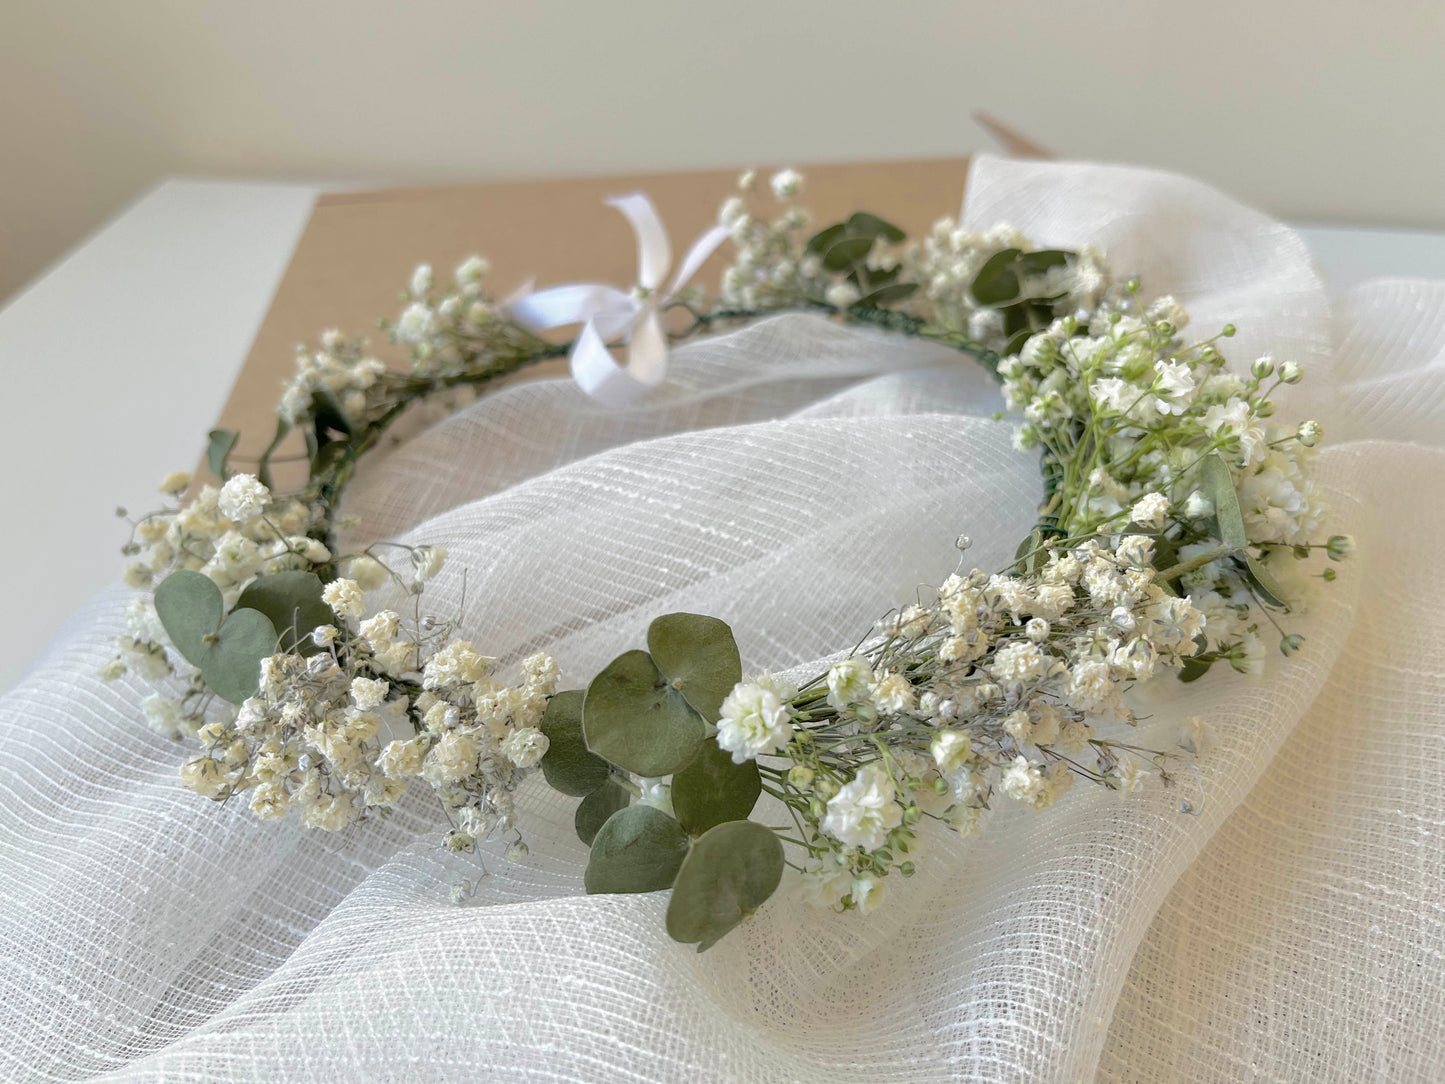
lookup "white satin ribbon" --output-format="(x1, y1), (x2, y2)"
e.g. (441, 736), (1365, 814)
(506, 194), (729, 406)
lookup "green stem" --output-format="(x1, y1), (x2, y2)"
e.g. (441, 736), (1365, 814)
(1155, 543), (1232, 582)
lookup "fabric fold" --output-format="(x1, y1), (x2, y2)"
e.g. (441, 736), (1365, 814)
(1, 154), (1441, 1081)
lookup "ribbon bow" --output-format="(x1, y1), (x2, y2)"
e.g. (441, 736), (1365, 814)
(506, 194), (729, 406)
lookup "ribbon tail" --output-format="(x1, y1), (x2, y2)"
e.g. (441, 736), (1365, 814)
(606, 193), (672, 291)
(568, 309), (669, 407)
(507, 283), (634, 333)
(667, 224), (730, 298)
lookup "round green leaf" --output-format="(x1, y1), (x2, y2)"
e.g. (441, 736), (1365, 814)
(970, 247), (1023, 305)
(541, 690), (611, 797)
(201, 607), (278, 704)
(821, 235), (874, 272)
(575, 778), (630, 846)
(584, 805), (690, 895)
(666, 820), (784, 952)
(154, 570), (225, 668)
(235, 571), (336, 654)
(672, 738), (761, 837)
(646, 612), (741, 724)
(805, 222), (848, 255)
(845, 211), (906, 244)
(1015, 248), (1071, 276)
(857, 281), (919, 308)
(583, 649), (706, 777)
(206, 428), (239, 481)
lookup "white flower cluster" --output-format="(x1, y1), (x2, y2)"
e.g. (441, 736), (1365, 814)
(1000, 297), (1326, 672)
(105, 473), (323, 688)
(279, 331), (388, 426)
(178, 572), (557, 845)
(747, 538), (1214, 913)
(716, 169), (829, 311)
(108, 464), (559, 853)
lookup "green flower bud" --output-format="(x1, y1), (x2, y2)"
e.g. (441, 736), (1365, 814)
(1251, 356), (1276, 379)
(1280, 633), (1305, 657)
(788, 764), (815, 790)
(1326, 534), (1355, 560)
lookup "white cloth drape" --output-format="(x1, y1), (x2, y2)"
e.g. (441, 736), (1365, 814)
(3, 154), (1443, 1082)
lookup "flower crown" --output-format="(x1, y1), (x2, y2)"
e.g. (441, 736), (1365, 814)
(107, 168), (1349, 952)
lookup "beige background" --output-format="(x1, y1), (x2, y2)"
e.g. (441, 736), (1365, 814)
(2, 0), (1443, 305)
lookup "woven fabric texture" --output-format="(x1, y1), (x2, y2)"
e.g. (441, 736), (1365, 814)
(2, 155), (1442, 1082)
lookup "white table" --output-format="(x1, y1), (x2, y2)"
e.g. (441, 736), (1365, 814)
(2, 179), (1443, 694)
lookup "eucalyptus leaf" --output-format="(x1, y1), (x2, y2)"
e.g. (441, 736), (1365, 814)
(583, 650), (706, 777)
(311, 388), (354, 437)
(857, 265), (901, 290)
(1179, 653), (1216, 683)
(153, 569), (277, 702)
(309, 440), (350, 481)
(845, 212), (906, 243)
(1200, 453), (1248, 551)
(1015, 249), (1071, 276)
(206, 429), (239, 481)
(857, 282), (919, 307)
(672, 738), (761, 837)
(1013, 526), (1046, 576)
(541, 690), (611, 797)
(1243, 553), (1290, 609)
(647, 612), (741, 724)
(202, 608), (279, 703)
(805, 222), (848, 255)
(575, 778), (631, 846)
(234, 571), (336, 654)
(665, 820), (784, 951)
(820, 235), (875, 272)
(154, 570), (226, 668)
(970, 248), (1023, 305)
(1200, 452), (1288, 607)
(583, 805), (690, 894)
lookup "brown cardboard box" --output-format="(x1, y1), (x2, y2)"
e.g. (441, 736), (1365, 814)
(214, 156), (973, 460)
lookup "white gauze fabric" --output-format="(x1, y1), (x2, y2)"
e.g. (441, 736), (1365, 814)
(2, 154), (1442, 1082)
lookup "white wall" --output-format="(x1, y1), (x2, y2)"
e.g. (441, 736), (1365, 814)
(2, 0), (1442, 302)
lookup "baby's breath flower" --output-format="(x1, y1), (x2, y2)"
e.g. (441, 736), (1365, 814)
(321, 579), (365, 620)
(350, 676), (390, 710)
(770, 168), (803, 200)
(348, 556), (390, 591)
(414, 546), (447, 582)
(827, 657), (874, 710)
(159, 470), (192, 495)
(1129, 493), (1170, 531)
(821, 763), (902, 852)
(716, 680), (793, 763)
(500, 727), (549, 768)
(931, 730), (973, 775)
(217, 474), (270, 523)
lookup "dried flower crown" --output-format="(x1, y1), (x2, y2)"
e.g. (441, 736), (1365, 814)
(108, 168), (1349, 952)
